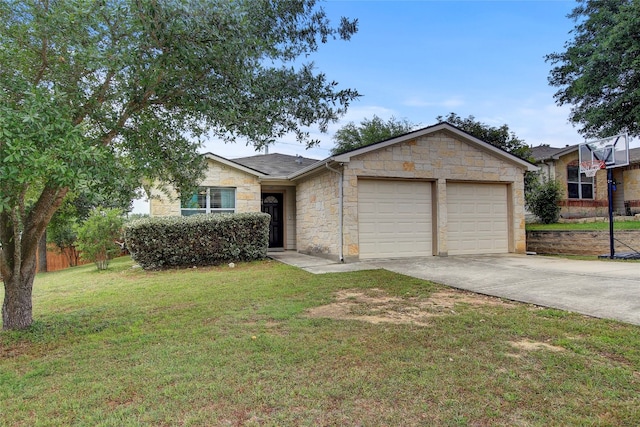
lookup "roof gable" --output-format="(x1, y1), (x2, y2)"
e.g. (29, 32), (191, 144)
(330, 122), (537, 172)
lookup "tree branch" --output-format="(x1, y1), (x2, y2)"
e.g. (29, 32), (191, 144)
(73, 69), (117, 126)
(32, 0), (51, 85)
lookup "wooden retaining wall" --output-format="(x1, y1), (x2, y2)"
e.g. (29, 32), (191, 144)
(526, 230), (640, 256)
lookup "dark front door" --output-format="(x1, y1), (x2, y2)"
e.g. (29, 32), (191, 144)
(261, 193), (284, 248)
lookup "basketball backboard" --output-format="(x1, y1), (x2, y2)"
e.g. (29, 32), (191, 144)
(579, 134), (630, 172)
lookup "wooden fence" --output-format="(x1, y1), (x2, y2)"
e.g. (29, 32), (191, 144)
(36, 245), (90, 272)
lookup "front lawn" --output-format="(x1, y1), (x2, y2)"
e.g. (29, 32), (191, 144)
(527, 220), (640, 231)
(1, 257), (639, 425)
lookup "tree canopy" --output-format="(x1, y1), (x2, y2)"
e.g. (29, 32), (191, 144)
(330, 115), (416, 155)
(547, 0), (640, 138)
(437, 113), (532, 160)
(0, 0), (359, 330)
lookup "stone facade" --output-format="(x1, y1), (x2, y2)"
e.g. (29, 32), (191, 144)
(150, 125), (532, 261)
(295, 130), (529, 260)
(623, 167), (640, 215)
(149, 158), (262, 216)
(295, 168), (341, 258)
(149, 158), (301, 250)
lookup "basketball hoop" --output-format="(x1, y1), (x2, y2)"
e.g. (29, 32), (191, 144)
(579, 134), (630, 260)
(579, 160), (605, 177)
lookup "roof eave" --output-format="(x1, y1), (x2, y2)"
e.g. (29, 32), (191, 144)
(288, 159), (341, 180)
(202, 152), (268, 177)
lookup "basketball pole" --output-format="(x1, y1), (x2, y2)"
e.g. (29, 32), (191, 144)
(607, 167), (615, 259)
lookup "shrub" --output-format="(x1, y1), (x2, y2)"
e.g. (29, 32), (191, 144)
(75, 208), (124, 270)
(124, 213), (271, 270)
(526, 178), (563, 224)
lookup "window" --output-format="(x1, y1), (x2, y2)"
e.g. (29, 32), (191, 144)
(567, 165), (593, 199)
(181, 187), (236, 215)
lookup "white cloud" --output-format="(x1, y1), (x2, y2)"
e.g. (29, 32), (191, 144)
(510, 103), (583, 148)
(468, 96), (583, 148)
(403, 96), (465, 109)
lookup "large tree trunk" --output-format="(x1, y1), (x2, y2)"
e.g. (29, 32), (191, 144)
(0, 186), (68, 330)
(2, 255), (37, 330)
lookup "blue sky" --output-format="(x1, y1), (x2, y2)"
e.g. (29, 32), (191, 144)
(134, 0), (636, 212)
(201, 0), (587, 160)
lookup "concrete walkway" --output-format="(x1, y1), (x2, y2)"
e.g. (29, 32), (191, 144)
(268, 251), (640, 326)
(268, 251), (379, 274)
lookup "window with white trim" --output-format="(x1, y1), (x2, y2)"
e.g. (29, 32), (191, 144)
(567, 165), (593, 199)
(181, 187), (236, 215)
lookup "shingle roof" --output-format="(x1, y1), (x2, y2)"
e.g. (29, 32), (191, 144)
(530, 145), (572, 162)
(231, 153), (318, 176)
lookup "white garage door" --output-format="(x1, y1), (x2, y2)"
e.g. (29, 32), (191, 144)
(447, 183), (509, 255)
(358, 180), (432, 259)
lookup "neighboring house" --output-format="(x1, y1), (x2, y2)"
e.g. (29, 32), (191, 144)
(531, 144), (640, 218)
(150, 122), (537, 261)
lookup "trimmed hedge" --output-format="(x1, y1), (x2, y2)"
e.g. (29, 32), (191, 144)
(124, 213), (271, 270)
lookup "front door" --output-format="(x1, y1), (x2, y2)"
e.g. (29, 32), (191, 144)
(261, 193), (284, 248)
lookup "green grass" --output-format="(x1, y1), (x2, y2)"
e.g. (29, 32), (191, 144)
(2, 257), (640, 426)
(527, 220), (640, 231)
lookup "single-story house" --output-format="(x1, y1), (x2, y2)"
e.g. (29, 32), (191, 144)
(150, 122), (537, 261)
(531, 144), (640, 218)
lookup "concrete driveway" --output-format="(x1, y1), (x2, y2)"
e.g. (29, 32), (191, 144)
(269, 252), (640, 326)
(373, 255), (640, 326)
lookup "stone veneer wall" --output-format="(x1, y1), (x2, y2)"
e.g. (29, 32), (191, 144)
(623, 168), (640, 214)
(295, 168), (341, 259)
(295, 130), (529, 260)
(149, 158), (262, 216)
(527, 230), (640, 256)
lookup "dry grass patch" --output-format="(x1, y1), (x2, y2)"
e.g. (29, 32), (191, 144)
(510, 339), (566, 353)
(305, 287), (514, 326)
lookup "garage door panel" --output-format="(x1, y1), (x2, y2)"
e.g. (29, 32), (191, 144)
(394, 204), (428, 214)
(358, 180), (432, 259)
(394, 223), (422, 233)
(476, 204), (492, 215)
(454, 221), (474, 232)
(447, 183), (508, 255)
(475, 222), (493, 232)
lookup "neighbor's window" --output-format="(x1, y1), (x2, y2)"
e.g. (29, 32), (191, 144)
(567, 165), (593, 199)
(181, 187), (236, 215)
